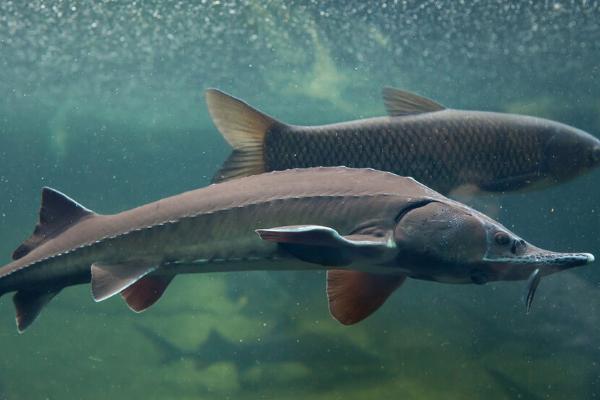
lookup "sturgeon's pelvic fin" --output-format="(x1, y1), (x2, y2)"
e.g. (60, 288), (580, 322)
(255, 225), (394, 267)
(12, 187), (97, 260)
(327, 270), (407, 325)
(91, 261), (157, 302)
(205, 88), (282, 183)
(381, 87), (445, 116)
(121, 274), (175, 312)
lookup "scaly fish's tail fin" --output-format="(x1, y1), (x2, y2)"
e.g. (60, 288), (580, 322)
(205, 89), (282, 183)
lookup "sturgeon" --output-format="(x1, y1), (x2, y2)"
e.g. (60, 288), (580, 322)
(0, 167), (594, 332)
(206, 88), (600, 194)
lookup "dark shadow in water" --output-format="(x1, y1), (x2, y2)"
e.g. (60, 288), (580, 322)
(485, 368), (544, 400)
(135, 323), (391, 392)
(454, 276), (600, 363)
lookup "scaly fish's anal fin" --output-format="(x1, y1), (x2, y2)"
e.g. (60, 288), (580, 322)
(382, 87), (445, 116)
(255, 225), (395, 267)
(205, 88), (283, 183)
(327, 270), (407, 325)
(91, 261), (157, 302)
(13, 187), (98, 260)
(121, 274), (175, 312)
(13, 288), (61, 333)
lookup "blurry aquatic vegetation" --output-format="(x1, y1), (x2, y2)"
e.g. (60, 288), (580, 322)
(2, 1), (600, 129)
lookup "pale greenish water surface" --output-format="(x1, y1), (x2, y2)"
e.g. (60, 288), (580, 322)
(0, 1), (599, 399)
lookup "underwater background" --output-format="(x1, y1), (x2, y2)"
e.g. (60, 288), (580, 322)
(0, 1), (599, 399)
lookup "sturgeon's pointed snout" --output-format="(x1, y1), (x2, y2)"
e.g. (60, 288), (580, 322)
(523, 251), (594, 268)
(485, 239), (594, 281)
(510, 246), (595, 274)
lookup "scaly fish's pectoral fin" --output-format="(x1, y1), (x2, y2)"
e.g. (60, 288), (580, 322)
(121, 274), (175, 312)
(13, 288), (61, 333)
(327, 270), (407, 325)
(255, 225), (394, 267)
(382, 87), (445, 116)
(91, 261), (157, 302)
(478, 172), (542, 192)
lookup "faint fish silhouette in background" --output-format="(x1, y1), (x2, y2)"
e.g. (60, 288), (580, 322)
(135, 323), (390, 390)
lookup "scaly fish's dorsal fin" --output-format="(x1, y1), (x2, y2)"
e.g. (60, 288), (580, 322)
(12, 187), (97, 260)
(327, 270), (406, 325)
(382, 87), (445, 116)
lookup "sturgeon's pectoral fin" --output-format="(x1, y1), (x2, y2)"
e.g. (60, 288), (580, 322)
(91, 261), (157, 302)
(382, 87), (445, 116)
(121, 274), (175, 312)
(256, 225), (394, 266)
(13, 288), (61, 333)
(326, 270), (407, 325)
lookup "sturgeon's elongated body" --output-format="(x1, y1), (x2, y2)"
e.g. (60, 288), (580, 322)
(0, 167), (593, 332)
(206, 88), (600, 194)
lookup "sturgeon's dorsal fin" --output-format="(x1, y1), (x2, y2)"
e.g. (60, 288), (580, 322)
(327, 270), (406, 325)
(255, 225), (395, 266)
(12, 187), (97, 260)
(382, 87), (445, 116)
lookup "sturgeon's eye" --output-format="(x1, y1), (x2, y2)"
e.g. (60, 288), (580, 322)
(494, 231), (510, 246)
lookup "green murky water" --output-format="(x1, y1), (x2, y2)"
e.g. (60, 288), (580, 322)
(1, 1), (599, 399)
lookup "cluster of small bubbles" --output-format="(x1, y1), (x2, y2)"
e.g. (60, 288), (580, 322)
(0, 0), (597, 127)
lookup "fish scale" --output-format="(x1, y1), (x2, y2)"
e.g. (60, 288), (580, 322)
(265, 113), (546, 195)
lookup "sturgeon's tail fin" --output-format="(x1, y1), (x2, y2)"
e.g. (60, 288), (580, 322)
(205, 89), (282, 183)
(3, 187), (98, 333)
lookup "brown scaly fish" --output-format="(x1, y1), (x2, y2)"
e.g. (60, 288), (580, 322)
(206, 88), (600, 194)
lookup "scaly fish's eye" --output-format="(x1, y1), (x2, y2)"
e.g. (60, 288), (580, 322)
(494, 231), (510, 246)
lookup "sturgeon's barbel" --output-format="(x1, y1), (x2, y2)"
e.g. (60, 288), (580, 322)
(206, 88), (600, 194)
(0, 167), (594, 332)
